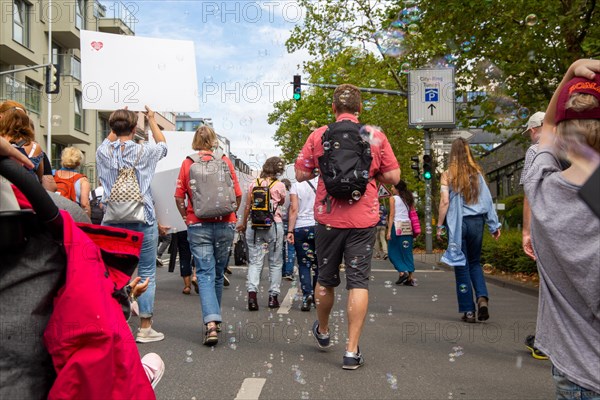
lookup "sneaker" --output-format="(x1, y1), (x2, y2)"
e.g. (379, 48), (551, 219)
(156, 257), (164, 267)
(223, 275), (230, 287)
(395, 273), (409, 285)
(136, 327), (165, 343)
(383, 254), (388, 260)
(342, 348), (364, 370)
(403, 278), (416, 286)
(461, 311), (476, 323)
(225, 267), (233, 275)
(311, 320), (331, 349)
(477, 297), (489, 321)
(301, 295), (313, 312)
(525, 335), (549, 360)
(248, 292), (259, 311)
(282, 274), (294, 281)
(141, 353), (165, 389)
(268, 294), (280, 308)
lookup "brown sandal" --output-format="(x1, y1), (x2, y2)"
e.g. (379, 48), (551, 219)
(182, 286), (191, 295)
(203, 325), (218, 346)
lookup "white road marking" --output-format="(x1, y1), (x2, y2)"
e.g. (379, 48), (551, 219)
(277, 288), (296, 314)
(227, 266), (444, 273)
(234, 378), (266, 400)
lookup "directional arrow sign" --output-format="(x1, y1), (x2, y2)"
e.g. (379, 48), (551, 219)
(408, 68), (456, 129)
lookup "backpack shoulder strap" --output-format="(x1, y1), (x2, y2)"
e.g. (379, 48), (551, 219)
(268, 179), (278, 189)
(187, 153), (201, 163)
(307, 180), (317, 193)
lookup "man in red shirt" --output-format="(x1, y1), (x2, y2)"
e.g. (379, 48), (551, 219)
(295, 84), (400, 369)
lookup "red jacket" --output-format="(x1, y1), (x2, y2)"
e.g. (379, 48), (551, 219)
(42, 210), (155, 400)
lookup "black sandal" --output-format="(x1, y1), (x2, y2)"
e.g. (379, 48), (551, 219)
(203, 325), (218, 346)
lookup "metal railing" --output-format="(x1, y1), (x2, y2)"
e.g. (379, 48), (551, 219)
(0, 76), (42, 114)
(98, 1), (137, 33)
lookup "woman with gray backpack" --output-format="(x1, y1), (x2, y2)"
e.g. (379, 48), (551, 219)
(174, 125), (242, 346)
(96, 106), (167, 344)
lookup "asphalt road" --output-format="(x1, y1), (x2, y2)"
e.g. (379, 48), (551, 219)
(136, 257), (553, 400)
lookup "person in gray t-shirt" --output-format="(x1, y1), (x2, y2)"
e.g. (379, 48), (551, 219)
(524, 59), (600, 397)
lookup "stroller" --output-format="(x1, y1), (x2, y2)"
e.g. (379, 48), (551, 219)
(0, 158), (155, 399)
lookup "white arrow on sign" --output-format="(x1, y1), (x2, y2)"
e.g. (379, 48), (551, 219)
(378, 184), (392, 198)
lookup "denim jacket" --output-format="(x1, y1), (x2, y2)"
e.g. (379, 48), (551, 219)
(441, 174), (502, 266)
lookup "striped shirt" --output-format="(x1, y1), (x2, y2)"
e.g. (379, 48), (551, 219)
(96, 139), (168, 224)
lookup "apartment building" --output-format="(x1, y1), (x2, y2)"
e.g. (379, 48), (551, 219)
(0, 0), (175, 183)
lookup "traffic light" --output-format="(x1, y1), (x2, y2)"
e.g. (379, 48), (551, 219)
(293, 75), (301, 101)
(45, 64), (60, 94)
(422, 154), (432, 180)
(410, 155), (420, 180)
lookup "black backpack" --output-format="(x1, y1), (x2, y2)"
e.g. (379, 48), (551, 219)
(318, 120), (373, 201)
(90, 188), (104, 225)
(250, 179), (278, 230)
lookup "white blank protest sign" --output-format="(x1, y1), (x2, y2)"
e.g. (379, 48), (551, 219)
(80, 30), (200, 112)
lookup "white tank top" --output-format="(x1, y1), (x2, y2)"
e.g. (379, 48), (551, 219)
(393, 195), (409, 222)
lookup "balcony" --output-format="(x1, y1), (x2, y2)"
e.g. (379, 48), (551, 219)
(0, 21), (38, 65)
(43, 1), (84, 49)
(0, 76), (42, 115)
(96, 1), (136, 36)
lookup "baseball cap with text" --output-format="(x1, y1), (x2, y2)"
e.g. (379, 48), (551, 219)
(555, 75), (600, 124)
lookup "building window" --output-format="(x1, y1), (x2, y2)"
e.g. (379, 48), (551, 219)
(71, 57), (81, 81)
(13, 0), (30, 47)
(74, 90), (83, 131)
(75, 0), (85, 30)
(25, 78), (41, 114)
(51, 143), (67, 170)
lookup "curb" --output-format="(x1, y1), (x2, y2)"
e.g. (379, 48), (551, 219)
(433, 262), (539, 297)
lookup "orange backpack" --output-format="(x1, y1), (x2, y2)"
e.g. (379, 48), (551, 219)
(54, 173), (83, 202)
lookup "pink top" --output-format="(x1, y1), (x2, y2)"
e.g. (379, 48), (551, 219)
(247, 178), (287, 223)
(295, 113), (399, 229)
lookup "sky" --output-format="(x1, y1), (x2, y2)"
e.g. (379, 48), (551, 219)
(100, 0), (309, 166)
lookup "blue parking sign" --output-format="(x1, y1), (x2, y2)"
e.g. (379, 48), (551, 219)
(425, 88), (439, 102)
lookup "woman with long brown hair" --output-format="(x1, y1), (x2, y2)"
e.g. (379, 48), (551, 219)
(437, 138), (501, 323)
(0, 101), (44, 182)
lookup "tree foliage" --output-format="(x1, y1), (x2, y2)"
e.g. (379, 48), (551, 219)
(269, 0), (597, 187)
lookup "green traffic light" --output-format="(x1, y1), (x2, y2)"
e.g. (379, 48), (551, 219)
(423, 171), (432, 180)
(293, 93), (301, 100)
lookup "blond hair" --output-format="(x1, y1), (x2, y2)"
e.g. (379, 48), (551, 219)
(556, 93), (600, 155)
(447, 138), (484, 205)
(61, 146), (84, 169)
(192, 125), (218, 151)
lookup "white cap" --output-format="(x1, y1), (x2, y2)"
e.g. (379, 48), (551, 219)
(522, 111), (545, 134)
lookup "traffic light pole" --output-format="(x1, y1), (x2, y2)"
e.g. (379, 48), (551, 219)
(424, 129), (433, 254)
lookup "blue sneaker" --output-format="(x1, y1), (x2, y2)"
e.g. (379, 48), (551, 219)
(311, 320), (331, 349)
(342, 348), (364, 370)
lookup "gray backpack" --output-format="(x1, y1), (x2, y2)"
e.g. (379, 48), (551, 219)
(187, 152), (237, 218)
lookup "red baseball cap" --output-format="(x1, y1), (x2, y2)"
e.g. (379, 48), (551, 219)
(555, 75), (600, 124)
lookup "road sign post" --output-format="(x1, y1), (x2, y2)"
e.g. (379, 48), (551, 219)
(408, 69), (456, 254)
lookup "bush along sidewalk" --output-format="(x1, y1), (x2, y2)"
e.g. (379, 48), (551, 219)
(480, 229), (538, 275)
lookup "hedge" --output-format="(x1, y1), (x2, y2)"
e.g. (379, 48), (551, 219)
(480, 229), (537, 274)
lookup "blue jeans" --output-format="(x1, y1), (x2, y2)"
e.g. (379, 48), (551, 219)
(283, 222), (296, 277)
(187, 222), (235, 324)
(454, 215), (488, 313)
(293, 226), (318, 297)
(246, 223), (283, 294)
(103, 221), (158, 318)
(552, 365), (600, 400)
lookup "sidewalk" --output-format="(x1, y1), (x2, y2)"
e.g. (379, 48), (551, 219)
(405, 251), (539, 297)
